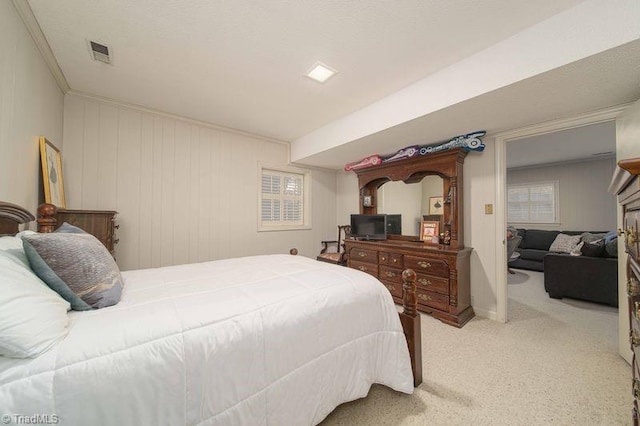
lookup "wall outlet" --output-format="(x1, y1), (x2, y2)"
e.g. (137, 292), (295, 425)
(485, 204), (493, 214)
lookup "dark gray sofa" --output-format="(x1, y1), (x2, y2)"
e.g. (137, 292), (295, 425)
(509, 228), (618, 307)
(543, 254), (618, 307)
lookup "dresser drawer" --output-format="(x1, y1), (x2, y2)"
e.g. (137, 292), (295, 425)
(416, 289), (448, 311)
(379, 265), (403, 283)
(414, 272), (449, 295)
(625, 210), (640, 260)
(405, 256), (449, 277)
(381, 280), (403, 299)
(378, 252), (403, 267)
(350, 260), (378, 277)
(349, 247), (377, 263)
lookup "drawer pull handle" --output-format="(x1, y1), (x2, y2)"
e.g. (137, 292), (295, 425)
(358, 266), (367, 272)
(630, 329), (640, 348)
(634, 378), (640, 399)
(417, 261), (432, 269)
(358, 252), (368, 258)
(418, 294), (432, 302)
(418, 278), (432, 286)
(629, 278), (640, 297)
(385, 271), (396, 278)
(392, 258), (398, 263)
(380, 256), (387, 261)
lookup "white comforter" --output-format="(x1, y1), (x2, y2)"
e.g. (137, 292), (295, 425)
(0, 254), (413, 425)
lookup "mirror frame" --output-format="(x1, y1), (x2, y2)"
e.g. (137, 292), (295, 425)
(352, 148), (467, 250)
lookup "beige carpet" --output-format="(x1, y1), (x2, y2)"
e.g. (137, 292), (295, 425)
(321, 270), (630, 425)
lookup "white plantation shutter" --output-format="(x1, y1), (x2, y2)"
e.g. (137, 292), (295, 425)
(507, 182), (558, 223)
(260, 169), (306, 227)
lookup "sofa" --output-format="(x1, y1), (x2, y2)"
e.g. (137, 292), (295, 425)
(509, 228), (618, 307)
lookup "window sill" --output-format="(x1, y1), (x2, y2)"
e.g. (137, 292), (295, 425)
(258, 225), (312, 232)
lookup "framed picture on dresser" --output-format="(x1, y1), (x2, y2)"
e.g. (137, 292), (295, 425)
(39, 136), (66, 208)
(420, 220), (439, 244)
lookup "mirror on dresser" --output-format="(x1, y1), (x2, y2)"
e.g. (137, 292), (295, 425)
(378, 176), (444, 237)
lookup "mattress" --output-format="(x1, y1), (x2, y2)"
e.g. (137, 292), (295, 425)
(0, 254), (413, 425)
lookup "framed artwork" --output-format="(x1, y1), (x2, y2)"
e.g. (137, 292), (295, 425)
(429, 196), (443, 215)
(420, 220), (440, 244)
(39, 136), (66, 208)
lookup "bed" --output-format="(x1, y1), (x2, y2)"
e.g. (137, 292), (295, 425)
(0, 202), (422, 425)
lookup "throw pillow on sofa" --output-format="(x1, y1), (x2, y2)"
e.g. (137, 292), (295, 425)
(581, 239), (606, 257)
(581, 232), (607, 244)
(549, 233), (582, 254)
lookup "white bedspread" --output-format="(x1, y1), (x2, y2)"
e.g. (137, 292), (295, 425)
(0, 254), (413, 425)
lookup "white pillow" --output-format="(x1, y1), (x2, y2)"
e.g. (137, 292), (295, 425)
(0, 236), (70, 358)
(549, 233), (582, 254)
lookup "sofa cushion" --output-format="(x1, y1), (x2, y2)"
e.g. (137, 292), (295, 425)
(549, 233), (582, 253)
(519, 230), (560, 250)
(517, 248), (549, 262)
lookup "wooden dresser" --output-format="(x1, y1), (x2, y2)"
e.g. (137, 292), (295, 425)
(610, 157), (640, 423)
(346, 148), (474, 327)
(346, 238), (472, 327)
(54, 209), (119, 254)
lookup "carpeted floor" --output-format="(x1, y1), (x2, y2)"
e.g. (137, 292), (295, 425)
(321, 269), (629, 425)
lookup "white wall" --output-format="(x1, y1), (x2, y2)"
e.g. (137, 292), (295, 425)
(63, 93), (336, 271)
(0, 1), (64, 214)
(507, 158), (617, 231)
(615, 99), (640, 362)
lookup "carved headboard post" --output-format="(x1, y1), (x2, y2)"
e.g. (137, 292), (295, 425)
(37, 203), (58, 233)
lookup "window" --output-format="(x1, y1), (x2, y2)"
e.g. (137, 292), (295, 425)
(507, 181), (558, 223)
(259, 166), (311, 231)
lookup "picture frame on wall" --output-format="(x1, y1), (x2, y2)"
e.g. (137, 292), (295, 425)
(39, 136), (66, 208)
(429, 196), (444, 215)
(420, 220), (440, 244)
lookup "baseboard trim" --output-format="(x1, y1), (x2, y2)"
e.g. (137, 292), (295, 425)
(473, 306), (498, 322)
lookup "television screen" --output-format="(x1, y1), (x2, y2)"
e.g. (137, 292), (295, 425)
(386, 214), (402, 235)
(350, 214), (387, 240)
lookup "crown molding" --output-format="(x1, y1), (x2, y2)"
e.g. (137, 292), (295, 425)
(11, 0), (70, 93)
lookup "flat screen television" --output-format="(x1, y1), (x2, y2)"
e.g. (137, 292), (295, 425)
(386, 214), (402, 235)
(350, 214), (387, 240)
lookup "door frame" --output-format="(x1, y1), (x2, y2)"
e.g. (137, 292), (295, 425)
(494, 104), (630, 323)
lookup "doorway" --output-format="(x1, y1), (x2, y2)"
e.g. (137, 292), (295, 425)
(494, 105), (627, 323)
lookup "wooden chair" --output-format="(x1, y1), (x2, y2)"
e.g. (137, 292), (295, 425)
(317, 225), (351, 266)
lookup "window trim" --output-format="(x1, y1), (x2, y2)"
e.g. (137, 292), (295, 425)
(258, 164), (312, 232)
(507, 180), (559, 225)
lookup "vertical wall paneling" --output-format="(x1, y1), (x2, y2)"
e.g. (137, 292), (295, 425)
(61, 96), (84, 207)
(138, 114), (154, 269)
(116, 108), (142, 270)
(0, 2), (63, 212)
(96, 103), (118, 209)
(160, 119), (176, 267)
(150, 117), (164, 267)
(81, 101), (99, 207)
(62, 93), (337, 270)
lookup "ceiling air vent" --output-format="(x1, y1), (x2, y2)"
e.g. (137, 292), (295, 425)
(89, 41), (111, 64)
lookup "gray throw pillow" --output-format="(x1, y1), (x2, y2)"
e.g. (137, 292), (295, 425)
(580, 232), (607, 244)
(22, 233), (123, 310)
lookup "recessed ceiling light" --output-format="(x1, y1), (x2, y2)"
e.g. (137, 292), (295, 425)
(305, 62), (337, 83)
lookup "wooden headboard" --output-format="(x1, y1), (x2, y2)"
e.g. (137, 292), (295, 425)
(0, 202), (35, 236)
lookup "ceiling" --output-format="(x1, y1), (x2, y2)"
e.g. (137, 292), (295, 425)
(24, 0), (640, 171)
(507, 121), (616, 169)
(28, 0), (587, 144)
(299, 39), (640, 169)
